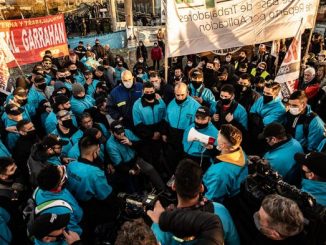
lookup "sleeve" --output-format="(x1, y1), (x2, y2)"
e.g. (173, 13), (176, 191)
(235, 106), (248, 130)
(203, 89), (216, 107)
(203, 166), (229, 202)
(308, 117), (325, 151)
(210, 101), (217, 115)
(106, 142), (122, 166)
(0, 215), (11, 245)
(93, 169), (112, 200)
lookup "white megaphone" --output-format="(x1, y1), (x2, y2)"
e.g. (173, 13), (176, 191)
(187, 128), (216, 145)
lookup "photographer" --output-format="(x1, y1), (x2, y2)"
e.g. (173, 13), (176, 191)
(150, 159), (240, 245)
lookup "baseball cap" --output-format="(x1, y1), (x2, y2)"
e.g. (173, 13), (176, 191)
(5, 104), (24, 115)
(53, 95), (69, 105)
(41, 134), (69, 149)
(258, 123), (286, 140)
(29, 213), (70, 240)
(111, 121), (125, 135)
(196, 106), (210, 118)
(294, 152), (326, 179)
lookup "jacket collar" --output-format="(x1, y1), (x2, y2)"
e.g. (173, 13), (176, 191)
(216, 147), (246, 167)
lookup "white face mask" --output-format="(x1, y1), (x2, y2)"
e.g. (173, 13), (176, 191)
(123, 81), (133, 89)
(289, 107), (301, 116)
(153, 81), (160, 90)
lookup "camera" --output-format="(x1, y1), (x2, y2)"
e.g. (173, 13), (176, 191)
(244, 156), (326, 222)
(118, 190), (176, 219)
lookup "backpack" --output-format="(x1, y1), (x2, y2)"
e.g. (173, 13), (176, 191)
(23, 188), (73, 236)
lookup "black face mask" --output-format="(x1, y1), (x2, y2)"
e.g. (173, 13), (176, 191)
(176, 97), (187, 105)
(195, 122), (208, 129)
(17, 98), (27, 106)
(256, 68), (264, 74)
(143, 93), (156, 101)
(191, 81), (202, 89)
(62, 119), (73, 128)
(37, 83), (47, 91)
(65, 75), (75, 82)
(24, 130), (37, 140)
(221, 98), (231, 105)
(58, 77), (66, 82)
(263, 95), (274, 104)
(70, 69), (77, 75)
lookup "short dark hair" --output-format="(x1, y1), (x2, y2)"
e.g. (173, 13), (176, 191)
(0, 157), (15, 175)
(240, 73), (251, 81)
(289, 90), (308, 102)
(149, 71), (159, 78)
(264, 80), (281, 92)
(175, 159), (202, 200)
(143, 81), (155, 90)
(37, 165), (61, 191)
(220, 84), (235, 95)
(80, 112), (92, 122)
(16, 119), (31, 132)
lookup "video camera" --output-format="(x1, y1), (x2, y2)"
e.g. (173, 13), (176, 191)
(117, 190), (176, 219)
(243, 156), (326, 223)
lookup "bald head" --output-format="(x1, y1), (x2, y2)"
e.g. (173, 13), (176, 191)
(174, 82), (188, 102)
(121, 70), (133, 81)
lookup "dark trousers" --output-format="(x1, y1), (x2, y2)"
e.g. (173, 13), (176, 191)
(153, 60), (160, 70)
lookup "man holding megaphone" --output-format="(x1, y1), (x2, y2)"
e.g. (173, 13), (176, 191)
(183, 106), (218, 172)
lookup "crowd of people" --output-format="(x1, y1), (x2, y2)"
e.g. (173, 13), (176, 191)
(0, 31), (326, 245)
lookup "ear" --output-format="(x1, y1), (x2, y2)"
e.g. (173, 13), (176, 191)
(172, 181), (176, 192)
(42, 236), (52, 243)
(269, 229), (283, 241)
(200, 184), (204, 193)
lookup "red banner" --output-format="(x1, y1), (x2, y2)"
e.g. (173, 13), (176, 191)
(0, 14), (68, 68)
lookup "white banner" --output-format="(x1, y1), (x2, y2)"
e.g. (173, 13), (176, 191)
(275, 29), (302, 98)
(0, 36), (14, 89)
(166, 0), (319, 57)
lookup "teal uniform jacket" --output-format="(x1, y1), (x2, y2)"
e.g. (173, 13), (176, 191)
(44, 111), (78, 134)
(74, 71), (86, 85)
(203, 148), (248, 202)
(152, 202), (240, 245)
(210, 100), (248, 130)
(165, 97), (200, 130)
(85, 79), (100, 97)
(287, 106), (325, 152)
(33, 187), (83, 235)
(250, 97), (286, 125)
(106, 129), (140, 166)
(182, 123), (218, 157)
(51, 128), (83, 156)
(188, 83), (215, 107)
(66, 159), (112, 201)
(0, 207), (11, 245)
(70, 95), (95, 118)
(263, 137), (303, 183)
(27, 85), (48, 117)
(132, 98), (166, 126)
(301, 179), (326, 206)
(317, 138), (326, 152)
(1, 110), (31, 150)
(0, 139), (11, 157)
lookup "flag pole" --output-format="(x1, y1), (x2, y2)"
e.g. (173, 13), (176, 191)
(164, 28), (168, 82)
(303, 0), (320, 68)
